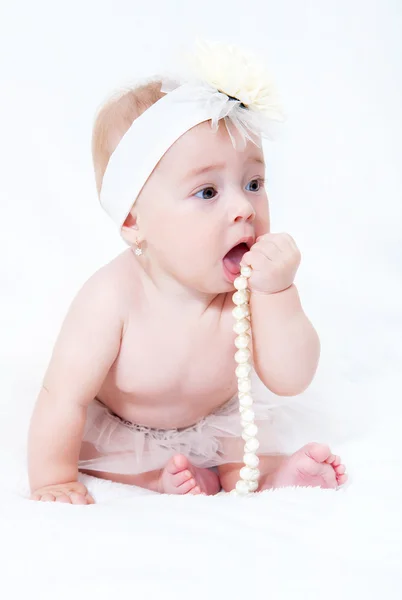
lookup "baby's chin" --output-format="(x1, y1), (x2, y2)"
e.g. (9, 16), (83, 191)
(180, 270), (235, 297)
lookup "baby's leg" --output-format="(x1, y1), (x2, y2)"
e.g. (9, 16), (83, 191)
(80, 467), (163, 492)
(80, 454), (220, 496)
(218, 443), (347, 492)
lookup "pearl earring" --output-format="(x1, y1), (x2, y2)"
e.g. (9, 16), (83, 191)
(134, 239), (143, 256)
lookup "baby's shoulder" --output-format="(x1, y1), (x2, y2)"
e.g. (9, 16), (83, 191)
(71, 249), (139, 315)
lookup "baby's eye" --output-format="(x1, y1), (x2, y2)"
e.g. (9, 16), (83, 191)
(194, 187), (217, 200)
(246, 178), (264, 192)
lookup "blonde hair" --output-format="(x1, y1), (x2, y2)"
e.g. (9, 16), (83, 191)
(91, 79), (165, 197)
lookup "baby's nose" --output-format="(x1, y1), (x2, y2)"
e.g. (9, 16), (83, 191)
(230, 195), (256, 223)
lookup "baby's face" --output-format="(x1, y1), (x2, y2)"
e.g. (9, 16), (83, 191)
(135, 120), (270, 293)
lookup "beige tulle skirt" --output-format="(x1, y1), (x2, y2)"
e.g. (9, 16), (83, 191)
(78, 372), (325, 475)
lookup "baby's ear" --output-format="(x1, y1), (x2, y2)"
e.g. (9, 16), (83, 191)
(120, 212), (139, 245)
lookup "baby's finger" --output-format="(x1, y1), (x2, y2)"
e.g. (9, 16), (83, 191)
(240, 250), (266, 271)
(40, 493), (56, 502)
(85, 493), (95, 505)
(68, 491), (89, 505)
(54, 494), (72, 504)
(277, 232), (298, 252)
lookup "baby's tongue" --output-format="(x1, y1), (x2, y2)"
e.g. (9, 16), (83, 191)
(223, 243), (248, 275)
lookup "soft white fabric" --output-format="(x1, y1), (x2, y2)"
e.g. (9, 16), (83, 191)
(1, 359), (401, 599)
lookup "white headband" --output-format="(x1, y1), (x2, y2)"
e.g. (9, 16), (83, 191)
(99, 41), (286, 230)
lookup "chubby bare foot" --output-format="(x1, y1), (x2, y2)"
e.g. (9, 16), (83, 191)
(263, 443), (348, 490)
(159, 454), (221, 495)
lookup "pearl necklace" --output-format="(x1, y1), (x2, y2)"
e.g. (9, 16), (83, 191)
(232, 265), (260, 495)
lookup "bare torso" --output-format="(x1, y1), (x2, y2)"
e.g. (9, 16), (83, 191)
(96, 248), (239, 429)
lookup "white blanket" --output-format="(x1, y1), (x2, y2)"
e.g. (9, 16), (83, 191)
(1, 362), (401, 600)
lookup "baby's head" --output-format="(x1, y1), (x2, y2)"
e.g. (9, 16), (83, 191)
(92, 80), (270, 294)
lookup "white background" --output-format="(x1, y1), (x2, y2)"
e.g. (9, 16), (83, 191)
(0, 2), (401, 598)
(1, 1), (401, 382)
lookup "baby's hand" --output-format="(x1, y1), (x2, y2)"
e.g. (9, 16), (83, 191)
(30, 481), (95, 505)
(241, 233), (301, 294)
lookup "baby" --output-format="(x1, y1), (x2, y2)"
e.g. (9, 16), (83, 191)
(28, 42), (347, 504)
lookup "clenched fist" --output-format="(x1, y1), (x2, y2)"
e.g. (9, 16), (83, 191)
(241, 233), (301, 294)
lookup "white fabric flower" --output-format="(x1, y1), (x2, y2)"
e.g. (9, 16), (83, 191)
(185, 38), (286, 121)
(160, 38), (286, 150)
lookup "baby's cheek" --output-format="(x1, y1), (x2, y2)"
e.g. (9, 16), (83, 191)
(256, 210), (270, 235)
(255, 195), (270, 230)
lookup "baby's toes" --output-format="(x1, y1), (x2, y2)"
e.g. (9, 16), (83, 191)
(177, 477), (197, 494)
(324, 453), (336, 465)
(172, 469), (193, 488)
(334, 464), (346, 476)
(304, 443), (332, 463)
(336, 473), (348, 486)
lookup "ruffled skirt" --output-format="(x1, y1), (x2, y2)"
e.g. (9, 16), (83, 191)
(78, 371), (327, 475)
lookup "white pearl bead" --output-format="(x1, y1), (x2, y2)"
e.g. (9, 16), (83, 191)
(232, 289), (250, 305)
(239, 394), (253, 409)
(248, 468), (260, 481)
(244, 437), (260, 453)
(236, 363), (252, 378)
(234, 334), (250, 350)
(244, 453), (260, 468)
(241, 265), (252, 278)
(235, 480), (250, 495)
(243, 423), (258, 437)
(248, 481), (259, 492)
(237, 378), (252, 394)
(233, 319), (250, 335)
(234, 276), (248, 291)
(240, 408), (255, 422)
(232, 305), (250, 320)
(239, 466), (254, 481)
(234, 348), (251, 364)
(232, 292), (244, 306)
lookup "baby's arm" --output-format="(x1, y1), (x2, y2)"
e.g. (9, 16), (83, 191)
(251, 284), (320, 396)
(28, 271), (123, 503)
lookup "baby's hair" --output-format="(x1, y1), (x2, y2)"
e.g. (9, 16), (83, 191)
(91, 79), (165, 196)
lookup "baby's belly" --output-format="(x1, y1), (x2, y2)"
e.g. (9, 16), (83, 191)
(97, 313), (240, 429)
(97, 367), (238, 430)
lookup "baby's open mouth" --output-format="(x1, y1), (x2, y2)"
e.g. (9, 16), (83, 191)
(223, 243), (249, 276)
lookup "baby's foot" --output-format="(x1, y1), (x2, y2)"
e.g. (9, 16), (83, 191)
(270, 443), (347, 490)
(159, 454), (221, 496)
